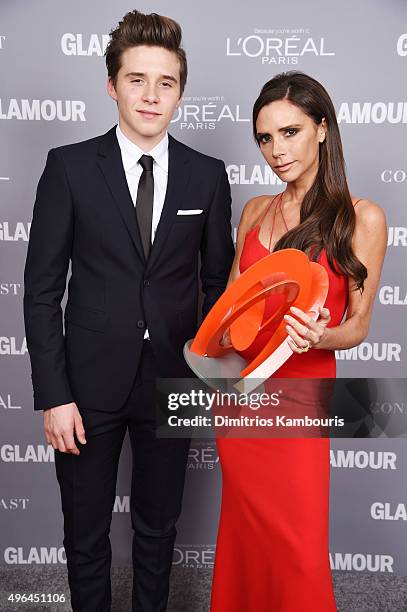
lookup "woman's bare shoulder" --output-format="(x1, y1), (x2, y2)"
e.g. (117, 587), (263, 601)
(352, 197), (386, 227)
(240, 193), (279, 228)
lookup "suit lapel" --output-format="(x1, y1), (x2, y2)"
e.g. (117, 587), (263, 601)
(146, 135), (191, 273)
(97, 126), (145, 263)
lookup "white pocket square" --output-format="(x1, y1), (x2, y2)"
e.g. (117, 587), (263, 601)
(177, 209), (203, 215)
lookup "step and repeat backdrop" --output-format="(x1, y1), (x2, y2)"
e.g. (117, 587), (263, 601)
(1, 0), (406, 585)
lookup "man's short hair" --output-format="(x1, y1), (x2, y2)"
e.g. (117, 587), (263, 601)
(105, 10), (187, 94)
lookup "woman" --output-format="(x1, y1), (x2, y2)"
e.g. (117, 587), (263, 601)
(210, 72), (387, 611)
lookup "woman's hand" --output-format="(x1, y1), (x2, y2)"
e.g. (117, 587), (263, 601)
(284, 305), (331, 353)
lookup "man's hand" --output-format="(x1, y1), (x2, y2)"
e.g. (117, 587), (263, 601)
(44, 402), (86, 455)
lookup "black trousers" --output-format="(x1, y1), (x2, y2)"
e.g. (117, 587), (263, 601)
(55, 340), (190, 612)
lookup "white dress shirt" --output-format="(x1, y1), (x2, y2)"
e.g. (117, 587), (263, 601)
(116, 123), (168, 241)
(116, 124), (169, 339)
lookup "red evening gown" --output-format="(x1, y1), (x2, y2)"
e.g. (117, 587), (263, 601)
(210, 198), (349, 611)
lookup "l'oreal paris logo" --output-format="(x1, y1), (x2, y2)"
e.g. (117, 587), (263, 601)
(226, 34), (335, 64)
(171, 101), (249, 130)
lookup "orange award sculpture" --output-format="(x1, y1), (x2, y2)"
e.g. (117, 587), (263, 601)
(184, 249), (329, 393)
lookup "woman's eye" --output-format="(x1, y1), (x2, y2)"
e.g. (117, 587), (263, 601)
(286, 128), (298, 136)
(259, 134), (271, 144)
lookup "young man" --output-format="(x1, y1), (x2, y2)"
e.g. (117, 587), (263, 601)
(24, 10), (234, 612)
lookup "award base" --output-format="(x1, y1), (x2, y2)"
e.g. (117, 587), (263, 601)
(183, 339), (249, 393)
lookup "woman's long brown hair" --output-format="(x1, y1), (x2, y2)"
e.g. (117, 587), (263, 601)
(253, 71), (367, 291)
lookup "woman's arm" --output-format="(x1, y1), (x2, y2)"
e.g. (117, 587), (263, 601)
(220, 196), (269, 345)
(226, 195), (270, 287)
(284, 200), (387, 353)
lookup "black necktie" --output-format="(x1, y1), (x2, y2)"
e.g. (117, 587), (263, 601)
(135, 155), (154, 259)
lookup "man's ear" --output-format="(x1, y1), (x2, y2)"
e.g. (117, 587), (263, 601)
(107, 78), (118, 102)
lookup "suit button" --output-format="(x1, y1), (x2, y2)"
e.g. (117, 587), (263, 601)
(143, 279), (150, 287)
(137, 320), (145, 329)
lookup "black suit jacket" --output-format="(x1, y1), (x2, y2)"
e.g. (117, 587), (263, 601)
(24, 127), (234, 412)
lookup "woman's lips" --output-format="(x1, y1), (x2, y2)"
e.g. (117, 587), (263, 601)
(274, 161), (295, 172)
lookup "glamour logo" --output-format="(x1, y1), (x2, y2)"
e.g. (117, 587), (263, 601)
(388, 227), (407, 247)
(0, 444), (54, 463)
(0, 498), (29, 510)
(0, 222), (31, 241)
(0, 394), (22, 410)
(330, 450), (397, 470)
(113, 495), (129, 513)
(3, 547), (66, 564)
(171, 101), (249, 130)
(0, 283), (22, 295)
(371, 502), (407, 521)
(226, 35), (334, 64)
(335, 343), (401, 362)
(173, 546), (215, 569)
(379, 286), (407, 305)
(61, 33), (109, 56)
(381, 170), (407, 183)
(227, 164), (283, 186)
(329, 552), (394, 573)
(0, 337), (28, 356)
(0, 99), (86, 121)
(187, 445), (219, 470)
(337, 102), (407, 124)
(397, 33), (407, 56)
(0, 36), (5, 50)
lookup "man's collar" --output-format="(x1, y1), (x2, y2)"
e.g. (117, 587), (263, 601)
(116, 124), (169, 174)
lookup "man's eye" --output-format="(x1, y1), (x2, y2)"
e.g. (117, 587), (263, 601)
(131, 79), (143, 84)
(161, 82), (172, 87)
